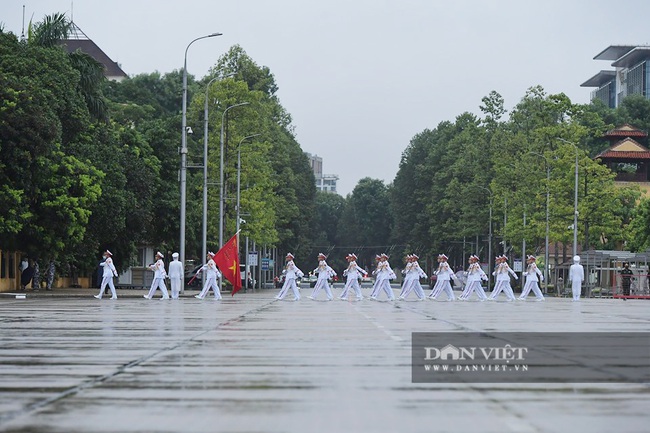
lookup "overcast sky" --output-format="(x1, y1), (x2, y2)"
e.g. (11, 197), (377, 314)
(3, 0), (649, 195)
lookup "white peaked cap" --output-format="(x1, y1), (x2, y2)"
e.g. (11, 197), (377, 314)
(573, 255), (581, 262)
(172, 252), (179, 258)
(156, 251), (164, 258)
(105, 250), (112, 256)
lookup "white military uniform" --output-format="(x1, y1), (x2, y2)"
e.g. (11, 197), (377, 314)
(310, 258), (336, 300)
(568, 255), (585, 302)
(95, 252), (118, 299)
(399, 259), (426, 300)
(519, 259), (545, 301)
(489, 260), (517, 301)
(339, 258), (367, 300)
(459, 260), (488, 301)
(429, 260), (457, 301)
(370, 257), (396, 300)
(168, 253), (183, 300)
(276, 258), (303, 300)
(146, 254), (170, 300)
(196, 256), (222, 300)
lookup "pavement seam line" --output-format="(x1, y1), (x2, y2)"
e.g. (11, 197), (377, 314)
(0, 299), (278, 427)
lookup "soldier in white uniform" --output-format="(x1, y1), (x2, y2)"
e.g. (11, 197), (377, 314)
(195, 252), (222, 300)
(168, 252), (183, 300)
(339, 253), (367, 301)
(276, 253), (304, 301)
(369, 255), (383, 299)
(399, 255), (426, 300)
(370, 253), (396, 301)
(94, 250), (118, 300)
(459, 255), (488, 301)
(398, 255), (414, 299)
(518, 255), (545, 301)
(145, 252), (170, 300)
(309, 253), (336, 301)
(488, 255), (518, 301)
(429, 254), (457, 301)
(568, 255), (585, 302)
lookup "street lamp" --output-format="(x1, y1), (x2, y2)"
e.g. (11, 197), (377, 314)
(557, 138), (580, 258)
(529, 151), (551, 293)
(180, 32), (221, 292)
(477, 185), (493, 293)
(236, 134), (261, 234)
(219, 102), (250, 248)
(201, 72), (236, 281)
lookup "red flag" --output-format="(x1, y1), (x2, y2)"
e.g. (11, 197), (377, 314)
(213, 232), (242, 296)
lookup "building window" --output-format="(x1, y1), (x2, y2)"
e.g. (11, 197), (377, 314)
(135, 248), (146, 267)
(627, 62), (646, 97)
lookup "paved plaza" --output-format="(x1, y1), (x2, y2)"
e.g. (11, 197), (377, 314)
(0, 288), (648, 433)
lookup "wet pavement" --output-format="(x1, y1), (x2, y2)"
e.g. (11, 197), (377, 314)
(0, 288), (648, 433)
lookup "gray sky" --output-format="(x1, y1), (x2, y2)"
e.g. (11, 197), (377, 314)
(3, 0), (649, 195)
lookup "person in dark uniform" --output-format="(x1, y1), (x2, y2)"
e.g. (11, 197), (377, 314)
(620, 262), (633, 297)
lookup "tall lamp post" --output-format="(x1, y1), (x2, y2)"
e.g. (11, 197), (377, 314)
(478, 186), (493, 293)
(201, 72), (235, 281)
(180, 32), (221, 292)
(529, 151), (551, 293)
(558, 138), (580, 258)
(236, 134), (261, 234)
(219, 102), (250, 248)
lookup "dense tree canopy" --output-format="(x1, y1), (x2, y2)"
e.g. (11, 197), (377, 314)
(3, 11), (650, 283)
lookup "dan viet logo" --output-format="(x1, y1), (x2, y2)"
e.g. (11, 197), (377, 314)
(424, 343), (528, 363)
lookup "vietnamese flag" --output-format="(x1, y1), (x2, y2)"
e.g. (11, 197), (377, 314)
(213, 232), (242, 296)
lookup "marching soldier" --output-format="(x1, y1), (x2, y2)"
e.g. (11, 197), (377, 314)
(429, 254), (457, 301)
(518, 255), (545, 301)
(145, 251), (170, 300)
(488, 255), (517, 301)
(339, 253), (367, 301)
(370, 253), (396, 301)
(459, 255), (488, 301)
(94, 250), (118, 300)
(195, 252), (222, 300)
(276, 253), (304, 301)
(309, 253), (336, 301)
(399, 254), (426, 300)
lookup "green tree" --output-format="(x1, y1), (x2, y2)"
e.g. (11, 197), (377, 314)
(338, 178), (392, 264)
(28, 12), (108, 121)
(0, 31), (103, 261)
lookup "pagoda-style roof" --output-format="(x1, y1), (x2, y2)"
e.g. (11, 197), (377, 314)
(604, 124), (648, 139)
(596, 138), (650, 160)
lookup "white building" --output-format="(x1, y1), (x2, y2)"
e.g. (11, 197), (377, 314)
(306, 153), (339, 194)
(581, 45), (650, 108)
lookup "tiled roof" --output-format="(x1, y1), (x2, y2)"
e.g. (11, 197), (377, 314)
(597, 150), (650, 160)
(596, 137), (650, 160)
(604, 123), (647, 138)
(60, 39), (127, 79)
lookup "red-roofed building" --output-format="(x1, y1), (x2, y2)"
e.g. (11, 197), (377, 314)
(595, 124), (650, 195)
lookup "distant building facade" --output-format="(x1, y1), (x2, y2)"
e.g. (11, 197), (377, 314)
(305, 153), (339, 194)
(582, 45), (650, 108)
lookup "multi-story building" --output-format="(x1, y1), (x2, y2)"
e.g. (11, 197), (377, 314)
(305, 153), (339, 194)
(582, 45), (650, 108)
